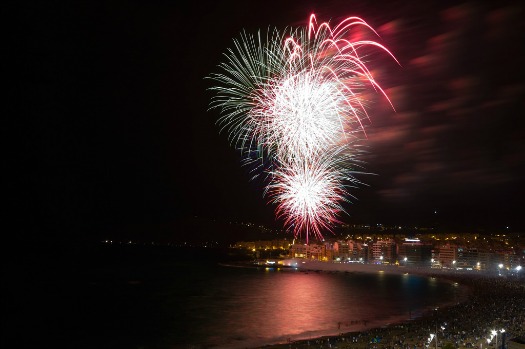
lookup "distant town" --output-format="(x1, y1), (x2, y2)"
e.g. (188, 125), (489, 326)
(102, 223), (524, 274)
(231, 226), (524, 274)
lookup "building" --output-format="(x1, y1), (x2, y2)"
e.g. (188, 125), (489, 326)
(457, 247), (478, 269)
(290, 244), (308, 258)
(371, 239), (396, 264)
(289, 243), (329, 261)
(356, 242), (369, 263)
(307, 243), (327, 261)
(398, 238), (432, 266)
(437, 244), (457, 268)
(333, 241), (350, 260)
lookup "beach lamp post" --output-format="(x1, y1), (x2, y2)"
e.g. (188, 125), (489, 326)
(492, 330), (498, 348)
(428, 333), (435, 348)
(491, 329), (505, 349)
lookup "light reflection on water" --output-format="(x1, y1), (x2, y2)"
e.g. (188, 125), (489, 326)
(165, 263), (462, 349)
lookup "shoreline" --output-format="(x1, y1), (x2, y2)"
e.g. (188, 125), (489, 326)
(223, 259), (524, 349)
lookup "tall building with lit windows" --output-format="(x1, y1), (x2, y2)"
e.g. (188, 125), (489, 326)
(289, 243), (328, 261)
(457, 247), (478, 268)
(437, 244), (457, 268)
(290, 244), (308, 258)
(398, 238), (432, 266)
(307, 244), (326, 261)
(333, 241), (350, 260)
(335, 240), (368, 262)
(371, 239), (396, 264)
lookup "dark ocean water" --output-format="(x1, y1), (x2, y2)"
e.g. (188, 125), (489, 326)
(3, 245), (465, 349)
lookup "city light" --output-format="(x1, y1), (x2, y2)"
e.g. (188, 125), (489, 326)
(488, 328), (505, 348)
(237, 231), (523, 276)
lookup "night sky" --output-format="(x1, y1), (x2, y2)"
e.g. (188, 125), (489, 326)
(11, 0), (525, 244)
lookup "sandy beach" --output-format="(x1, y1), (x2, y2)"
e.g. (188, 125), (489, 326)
(255, 261), (525, 349)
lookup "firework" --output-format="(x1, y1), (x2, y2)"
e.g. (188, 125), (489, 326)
(209, 14), (396, 242)
(266, 148), (365, 242)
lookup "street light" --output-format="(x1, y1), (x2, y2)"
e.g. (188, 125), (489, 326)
(427, 333), (435, 349)
(427, 312), (445, 349)
(489, 329), (505, 349)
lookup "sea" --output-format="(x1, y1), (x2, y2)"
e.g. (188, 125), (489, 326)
(4, 244), (467, 349)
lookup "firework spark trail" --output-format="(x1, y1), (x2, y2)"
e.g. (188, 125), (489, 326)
(209, 14), (397, 242)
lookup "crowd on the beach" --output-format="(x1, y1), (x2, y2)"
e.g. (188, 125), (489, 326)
(263, 274), (525, 349)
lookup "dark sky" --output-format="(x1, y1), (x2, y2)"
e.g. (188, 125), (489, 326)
(11, 0), (525, 243)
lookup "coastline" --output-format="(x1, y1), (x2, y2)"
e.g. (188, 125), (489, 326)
(237, 260), (524, 349)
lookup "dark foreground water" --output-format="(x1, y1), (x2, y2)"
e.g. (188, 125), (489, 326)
(4, 244), (465, 349)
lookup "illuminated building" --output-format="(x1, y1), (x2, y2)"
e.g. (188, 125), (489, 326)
(457, 248), (479, 269)
(371, 239), (396, 264)
(398, 238), (432, 266)
(333, 241), (349, 259)
(437, 244), (457, 268)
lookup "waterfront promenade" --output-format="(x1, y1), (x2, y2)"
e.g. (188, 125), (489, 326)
(259, 261), (525, 349)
